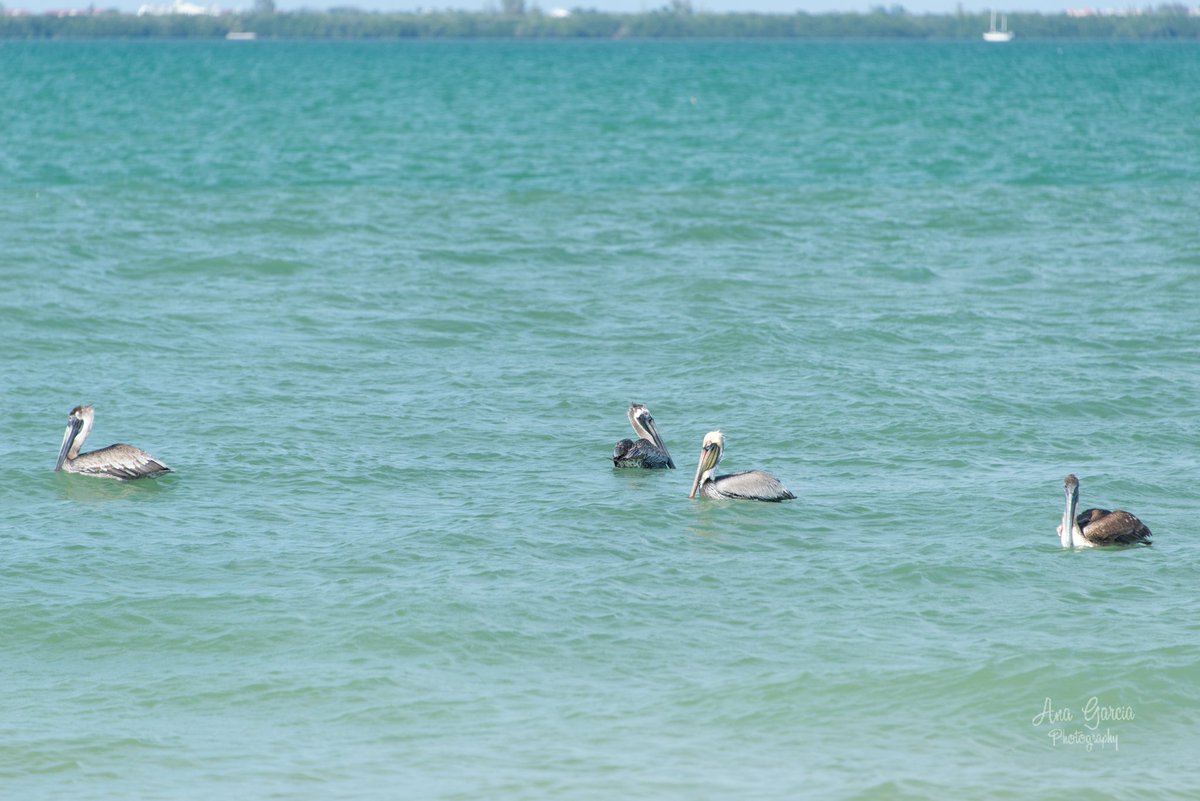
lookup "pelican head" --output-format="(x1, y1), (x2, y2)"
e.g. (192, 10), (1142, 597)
(1059, 473), (1080, 548)
(688, 430), (724, 498)
(56, 404), (95, 471)
(628, 403), (674, 468)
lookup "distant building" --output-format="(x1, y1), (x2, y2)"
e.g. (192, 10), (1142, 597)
(137, 0), (220, 15)
(548, 7), (570, 17)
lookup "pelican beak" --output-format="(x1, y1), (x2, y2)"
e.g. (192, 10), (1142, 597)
(55, 417), (82, 471)
(641, 417), (675, 470)
(689, 442), (720, 498)
(1061, 477), (1079, 548)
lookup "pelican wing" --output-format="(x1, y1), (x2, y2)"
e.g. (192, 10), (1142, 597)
(629, 440), (673, 469)
(70, 444), (171, 480)
(709, 471), (795, 502)
(612, 439), (637, 465)
(1075, 508), (1111, 529)
(1081, 510), (1151, 546)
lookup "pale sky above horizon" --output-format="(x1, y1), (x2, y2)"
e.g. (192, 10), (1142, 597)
(8, 0), (1081, 21)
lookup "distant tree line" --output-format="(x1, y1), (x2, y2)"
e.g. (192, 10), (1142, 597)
(3, 6), (1200, 40)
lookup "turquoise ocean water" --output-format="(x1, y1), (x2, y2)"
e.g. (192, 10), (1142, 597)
(2, 39), (1199, 799)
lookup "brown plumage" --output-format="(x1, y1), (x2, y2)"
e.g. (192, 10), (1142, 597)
(1074, 508), (1152, 546)
(612, 404), (675, 469)
(55, 405), (171, 480)
(1058, 474), (1151, 548)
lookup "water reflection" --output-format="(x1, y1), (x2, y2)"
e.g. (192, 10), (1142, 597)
(55, 472), (171, 504)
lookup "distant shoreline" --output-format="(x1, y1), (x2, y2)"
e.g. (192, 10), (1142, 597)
(3, 8), (1200, 40)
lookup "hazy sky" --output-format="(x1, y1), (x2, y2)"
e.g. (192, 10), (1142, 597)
(12, 0), (1077, 20)
(276, 1), (1074, 12)
(550, 1), (1063, 10)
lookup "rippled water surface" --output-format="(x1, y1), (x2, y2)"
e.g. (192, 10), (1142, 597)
(2, 40), (1199, 800)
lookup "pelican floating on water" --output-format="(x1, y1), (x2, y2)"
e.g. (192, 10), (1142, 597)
(612, 403), (675, 469)
(55, 405), (171, 480)
(688, 431), (794, 502)
(1057, 474), (1150, 548)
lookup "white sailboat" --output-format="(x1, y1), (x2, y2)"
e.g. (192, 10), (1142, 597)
(983, 10), (1014, 42)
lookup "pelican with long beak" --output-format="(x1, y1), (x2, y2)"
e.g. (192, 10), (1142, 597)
(1057, 474), (1151, 548)
(612, 403), (675, 469)
(688, 431), (794, 502)
(55, 405), (171, 480)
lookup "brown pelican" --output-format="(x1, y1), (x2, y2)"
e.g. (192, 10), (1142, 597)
(1057, 474), (1151, 548)
(612, 403), (675, 469)
(55, 405), (171, 480)
(688, 431), (794, 502)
